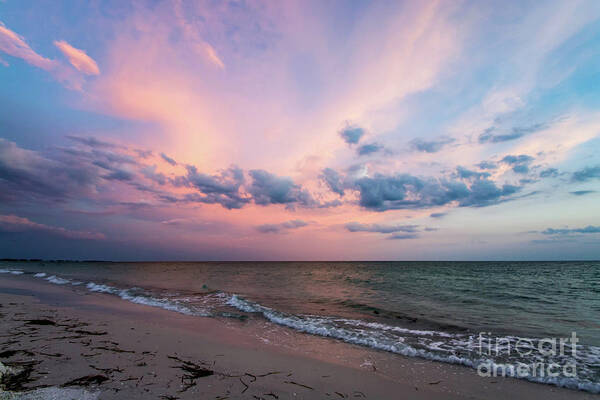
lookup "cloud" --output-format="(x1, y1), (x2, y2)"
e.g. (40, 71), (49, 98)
(104, 169), (134, 181)
(248, 169), (315, 208)
(501, 154), (534, 165)
(54, 40), (100, 75)
(351, 172), (520, 211)
(388, 233), (419, 240)
(320, 168), (345, 196)
(160, 153), (177, 166)
(255, 219), (308, 234)
(67, 135), (119, 149)
(570, 190), (595, 196)
(409, 137), (455, 153)
(476, 161), (497, 170)
(539, 168), (559, 178)
(0, 23), (85, 89)
(478, 123), (546, 143)
(182, 165), (248, 209)
(541, 226), (600, 235)
(0, 214), (105, 240)
(430, 212), (447, 218)
(172, 0), (225, 69)
(345, 222), (419, 234)
(140, 165), (167, 185)
(500, 154), (534, 174)
(339, 124), (365, 145)
(0, 138), (99, 203)
(203, 43), (225, 69)
(0, 22), (55, 70)
(455, 166), (491, 180)
(1, 139), (337, 213)
(572, 165), (600, 182)
(357, 143), (384, 156)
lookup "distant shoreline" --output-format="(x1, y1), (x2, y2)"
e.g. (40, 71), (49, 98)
(3, 259), (600, 263)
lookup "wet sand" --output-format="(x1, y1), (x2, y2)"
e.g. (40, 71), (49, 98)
(0, 275), (596, 399)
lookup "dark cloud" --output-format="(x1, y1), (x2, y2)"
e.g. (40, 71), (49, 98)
(478, 123), (546, 144)
(512, 164), (530, 174)
(339, 124), (365, 145)
(455, 166), (491, 179)
(66, 135), (119, 149)
(248, 169), (315, 209)
(500, 154), (534, 174)
(135, 149), (153, 159)
(140, 165), (167, 185)
(104, 169), (134, 181)
(255, 219), (308, 234)
(320, 168), (345, 196)
(388, 233), (419, 240)
(501, 154), (534, 165)
(430, 212), (447, 218)
(519, 178), (536, 185)
(160, 153), (177, 166)
(572, 165), (600, 182)
(183, 165), (248, 209)
(0, 214), (105, 240)
(357, 143), (383, 156)
(541, 226), (600, 235)
(1, 139), (335, 212)
(350, 172), (520, 211)
(539, 168), (559, 178)
(570, 190), (595, 196)
(0, 138), (99, 203)
(409, 137), (454, 153)
(345, 222), (419, 234)
(476, 161), (497, 170)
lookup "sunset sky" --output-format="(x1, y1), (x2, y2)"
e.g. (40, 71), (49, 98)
(1, 0), (599, 260)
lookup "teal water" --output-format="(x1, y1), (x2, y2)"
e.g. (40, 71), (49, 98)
(1, 261), (599, 392)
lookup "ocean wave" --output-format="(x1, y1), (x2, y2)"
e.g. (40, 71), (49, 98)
(4, 269), (599, 393)
(46, 275), (70, 285)
(0, 268), (24, 275)
(227, 294), (600, 393)
(86, 282), (211, 317)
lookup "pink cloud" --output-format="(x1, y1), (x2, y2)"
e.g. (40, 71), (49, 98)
(173, 0), (225, 69)
(0, 22), (88, 90)
(54, 40), (100, 75)
(0, 22), (56, 70)
(0, 214), (105, 240)
(203, 43), (224, 69)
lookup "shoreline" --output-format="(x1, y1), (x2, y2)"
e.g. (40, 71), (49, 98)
(0, 275), (597, 399)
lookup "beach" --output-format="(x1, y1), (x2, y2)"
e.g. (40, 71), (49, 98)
(0, 274), (596, 400)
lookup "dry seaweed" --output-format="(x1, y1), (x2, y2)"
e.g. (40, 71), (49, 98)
(62, 374), (109, 387)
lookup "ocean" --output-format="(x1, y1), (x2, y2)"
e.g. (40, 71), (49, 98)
(1, 260), (599, 392)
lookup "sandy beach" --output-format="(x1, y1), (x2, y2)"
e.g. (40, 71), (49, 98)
(0, 274), (595, 400)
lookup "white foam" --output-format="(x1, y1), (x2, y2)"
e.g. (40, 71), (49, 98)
(0, 268), (24, 275)
(85, 282), (210, 316)
(11, 272), (600, 394)
(45, 275), (70, 285)
(226, 295), (600, 394)
(86, 282), (116, 293)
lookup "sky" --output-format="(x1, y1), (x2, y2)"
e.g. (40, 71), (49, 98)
(0, 0), (599, 261)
